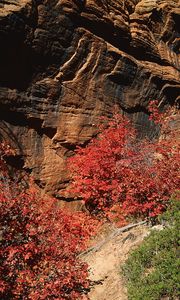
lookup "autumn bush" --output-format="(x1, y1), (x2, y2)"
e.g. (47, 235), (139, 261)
(68, 101), (179, 222)
(0, 142), (98, 299)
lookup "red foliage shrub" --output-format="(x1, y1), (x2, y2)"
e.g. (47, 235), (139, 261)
(0, 143), (98, 299)
(68, 102), (179, 221)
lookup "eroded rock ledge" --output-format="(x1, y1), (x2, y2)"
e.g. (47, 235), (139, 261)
(0, 0), (179, 198)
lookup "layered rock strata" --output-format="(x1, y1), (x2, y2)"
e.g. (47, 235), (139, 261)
(0, 0), (179, 198)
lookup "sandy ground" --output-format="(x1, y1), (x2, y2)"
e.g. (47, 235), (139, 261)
(82, 223), (150, 300)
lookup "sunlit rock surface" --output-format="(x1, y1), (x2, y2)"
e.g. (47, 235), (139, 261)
(0, 0), (179, 198)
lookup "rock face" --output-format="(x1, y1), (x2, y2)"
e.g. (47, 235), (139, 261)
(0, 0), (179, 198)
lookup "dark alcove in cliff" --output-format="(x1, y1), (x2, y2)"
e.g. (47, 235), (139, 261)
(0, 35), (33, 91)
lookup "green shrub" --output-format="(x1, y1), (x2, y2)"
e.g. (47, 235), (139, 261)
(122, 199), (180, 300)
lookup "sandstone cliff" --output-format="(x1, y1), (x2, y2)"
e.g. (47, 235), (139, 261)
(0, 0), (179, 198)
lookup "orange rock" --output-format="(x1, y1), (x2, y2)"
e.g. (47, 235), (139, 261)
(0, 0), (179, 201)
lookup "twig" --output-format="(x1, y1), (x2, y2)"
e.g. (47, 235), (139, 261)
(79, 220), (147, 257)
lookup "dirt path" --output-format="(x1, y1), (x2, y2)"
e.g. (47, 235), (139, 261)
(82, 223), (150, 300)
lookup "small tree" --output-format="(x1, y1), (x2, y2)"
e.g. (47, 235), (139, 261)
(0, 143), (98, 299)
(68, 102), (179, 222)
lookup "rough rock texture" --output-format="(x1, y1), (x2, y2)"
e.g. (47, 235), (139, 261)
(0, 0), (179, 198)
